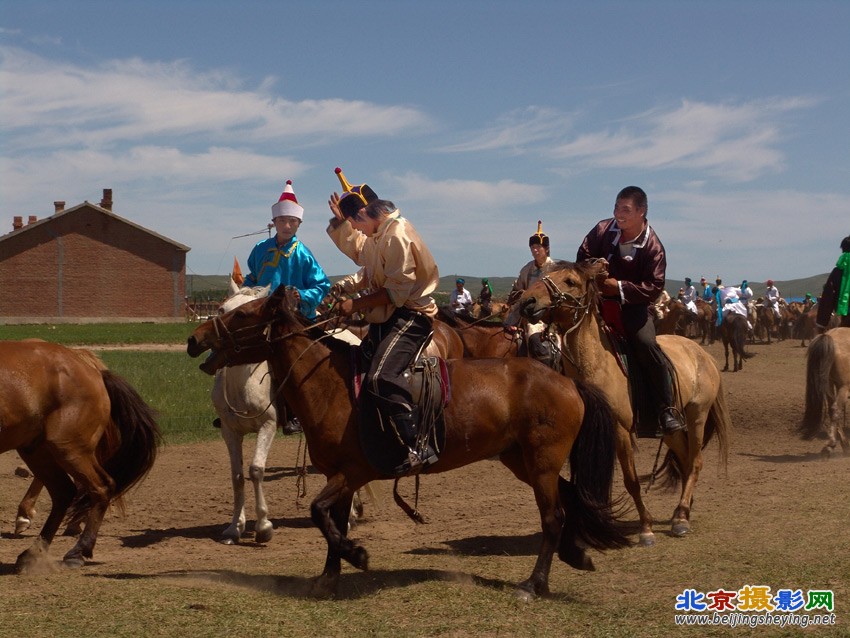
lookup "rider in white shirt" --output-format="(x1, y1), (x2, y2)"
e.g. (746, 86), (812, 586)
(764, 279), (781, 319)
(449, 278), (474, 319)
(682, 277), (698, 315)
(721, 280), (754, 329)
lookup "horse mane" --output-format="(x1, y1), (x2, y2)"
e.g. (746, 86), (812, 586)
(437, 306), (469, 327)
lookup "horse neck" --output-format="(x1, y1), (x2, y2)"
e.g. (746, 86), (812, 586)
(267, 331), (352, 424)
(558, 308), (619, 381)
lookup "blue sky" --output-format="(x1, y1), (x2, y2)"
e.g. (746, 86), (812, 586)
(2, 1), (848, 285)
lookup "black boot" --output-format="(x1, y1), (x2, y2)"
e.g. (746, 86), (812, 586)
(658, 407), (687, 436)
(282, 417), (302, 435)
(391, 408), (438, 474)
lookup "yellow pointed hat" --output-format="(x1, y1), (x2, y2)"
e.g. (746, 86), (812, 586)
(529, 220), (549, 248)
(335, 167), (379, 218)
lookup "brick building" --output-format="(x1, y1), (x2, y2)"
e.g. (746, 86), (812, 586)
(0, 189), (190, 322)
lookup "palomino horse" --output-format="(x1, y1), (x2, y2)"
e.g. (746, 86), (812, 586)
(720, 312), (754, 372)
(799, 327), (850, 457)
(506, 260), (731, 543)
(0, 341), (160, 571)
(187, 287), (629, 600)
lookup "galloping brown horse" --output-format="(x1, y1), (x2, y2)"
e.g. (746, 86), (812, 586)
(187, 288), (628, 599)
(799, 327), (850, 457)
(0, 341), (160, 571)
(506, 260), (731, 543)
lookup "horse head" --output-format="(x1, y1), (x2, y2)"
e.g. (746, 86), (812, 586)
(504, 260), (599, 330)
(187, 286), (304, 374)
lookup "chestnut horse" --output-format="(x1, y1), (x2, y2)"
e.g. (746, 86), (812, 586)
(506, 260), (730, 543)
(798, 327), (850, 457)
(187, 288), (628, 600)
(0, 341), (160, 571)
(437, 308), (519, 358)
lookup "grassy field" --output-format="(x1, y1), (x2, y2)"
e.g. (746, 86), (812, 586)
(0, 324), (219, 445)
(0, 322), (195, 345)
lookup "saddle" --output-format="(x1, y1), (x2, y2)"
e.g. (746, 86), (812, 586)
(598, 300), (680, 439)
(351, 345), (450, 477)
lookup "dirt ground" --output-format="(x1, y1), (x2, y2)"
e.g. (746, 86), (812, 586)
(1, 337), (849, 635)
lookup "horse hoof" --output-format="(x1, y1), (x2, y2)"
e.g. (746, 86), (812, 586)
(638, 532), (656, 547)
(254, 526), (273, 544)
(220, 537), (237, 546)
(14, 516), (32, 535)
(62, 553), (86, 569)
(348, 545), (369, 571)
(514, 586), (537, 602)
(309, 575), (339, 599)
(671, 520), (691, 537)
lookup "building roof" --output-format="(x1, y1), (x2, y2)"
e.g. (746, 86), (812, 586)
(1, 201), (190, 252)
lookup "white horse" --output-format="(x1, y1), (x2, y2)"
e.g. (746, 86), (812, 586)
(213, 280), (369, 545)
(212, 281), (278, 544)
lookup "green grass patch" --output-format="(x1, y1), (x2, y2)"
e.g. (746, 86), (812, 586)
(0, 322), (197, 345)
(97, 351), (218, 445)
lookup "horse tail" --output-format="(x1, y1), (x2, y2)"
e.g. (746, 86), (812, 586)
(559, 381), (630, 554)
(799, 333), (834, 440)
(657, 369), (733, 488)
(704, 375), (732, 470)
(67, 370), (162, 520)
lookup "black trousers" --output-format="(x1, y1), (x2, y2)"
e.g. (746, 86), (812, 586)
(363, 307), (433, 418)
(621, 304), (674, 408)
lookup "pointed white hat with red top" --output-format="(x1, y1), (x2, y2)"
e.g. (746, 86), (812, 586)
(271, 180), (304, 220)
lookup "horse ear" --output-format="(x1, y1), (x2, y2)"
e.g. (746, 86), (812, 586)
(579, 258), (608, 280)
(229, 277), (240, 296)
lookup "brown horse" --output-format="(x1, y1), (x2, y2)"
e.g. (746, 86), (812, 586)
(437, 307), (519, 358)
(187, 288), (629, 599)
(720, 312), (754, 372)
(0, 341), (160, 571)
(505, 260), (731, 543)
(754, 302), (777, 344)
(694, 298), (715, 344)
(799, 327), (850, 457)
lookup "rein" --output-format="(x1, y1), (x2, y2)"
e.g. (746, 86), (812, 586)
(538, 275), (593, 368)
(212, 310), (349, 421)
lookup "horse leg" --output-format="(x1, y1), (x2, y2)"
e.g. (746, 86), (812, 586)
(615, 427), (655, 546)
(665, 412), (706, 537)
(14, 450), (75, 573)
(248, 419), (277, 544)
(722, 338), (730, 371)
(220, 424), (248, 544)
(60, 456), (115, 567)
(498, 448), (566, 599)
(309, 473), (364, 598)
(15, 478), (44, 535)
(837, 389), (850, 455)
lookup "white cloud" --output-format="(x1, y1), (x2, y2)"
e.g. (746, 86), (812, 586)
(437, 106), (574, 153)
(550, 98), (818, 182)
(0, 46), (432, 152)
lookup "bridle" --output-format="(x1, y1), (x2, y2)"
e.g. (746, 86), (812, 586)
(538, 275), (593, 338)
(210, 307), (354, 420)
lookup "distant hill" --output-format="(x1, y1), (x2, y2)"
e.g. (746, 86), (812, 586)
(189, 272), (831, 303)
(187, 274), (518, 300)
